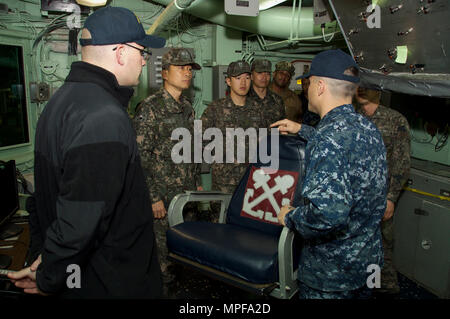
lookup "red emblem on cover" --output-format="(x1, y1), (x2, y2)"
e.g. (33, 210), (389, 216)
(241, 167), (299, 225)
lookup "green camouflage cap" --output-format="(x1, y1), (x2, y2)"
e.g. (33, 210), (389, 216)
(251, 59), (272, 73)
(162, 48), (201, 70)
(275, 61), (295, 77)
(227, 60), (251, 77)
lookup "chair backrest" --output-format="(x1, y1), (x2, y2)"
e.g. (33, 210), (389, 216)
(226, 134), (306, 236)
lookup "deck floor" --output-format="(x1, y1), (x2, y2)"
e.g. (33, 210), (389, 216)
(166, 263), (440, 300)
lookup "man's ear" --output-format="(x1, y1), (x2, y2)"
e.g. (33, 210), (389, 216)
(317, 78), (325, 96)
(161, 68), (168, 81)
(225, 77), (231, 87)
(115, 45), (126, 66)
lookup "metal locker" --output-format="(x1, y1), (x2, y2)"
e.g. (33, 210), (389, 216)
(394, 164), (450, 298)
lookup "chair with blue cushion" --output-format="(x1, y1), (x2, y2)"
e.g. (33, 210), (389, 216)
(166, 134), (306, 299)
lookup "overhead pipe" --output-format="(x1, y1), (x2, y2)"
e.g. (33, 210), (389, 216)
(252, 51), (315, 60)
(147, 0), (197, 35)
(149, 0), (338, 41)
(290, 0), (301, 40)
(259, 0), (289, 11)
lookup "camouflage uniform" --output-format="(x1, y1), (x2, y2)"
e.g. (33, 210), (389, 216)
(133, 87), (199, 206)
(132, 48), (201, 284)
(201, 95), (264, 194)
(284, 104), (388, 297)
(248, 59), (286, 127)
(269, 61), (303, 123)
(201, 61), (265, 194)
(248, 87), (286, 128)
(273, 86), (303, 123)
(358, 104), (411, 292)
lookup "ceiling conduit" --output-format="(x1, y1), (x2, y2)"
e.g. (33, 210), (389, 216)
(147, 0), (196, 35)
(148, 0), (338, 41)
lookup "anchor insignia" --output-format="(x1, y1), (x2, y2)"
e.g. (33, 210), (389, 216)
(241, 167), (298, 224)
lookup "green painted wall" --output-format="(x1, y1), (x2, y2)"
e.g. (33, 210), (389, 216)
(0, 0), (247, 182)
(410, 126), (450, 166)
(0, 0), (448, 178)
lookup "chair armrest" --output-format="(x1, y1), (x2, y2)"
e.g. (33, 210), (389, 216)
(274, 226), (298, 299)
(167, 191), (233, 227)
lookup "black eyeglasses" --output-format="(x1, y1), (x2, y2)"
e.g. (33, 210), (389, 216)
(113, 43), (152, 61)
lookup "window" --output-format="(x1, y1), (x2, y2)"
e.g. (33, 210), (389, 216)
(0, 44), (29, 148)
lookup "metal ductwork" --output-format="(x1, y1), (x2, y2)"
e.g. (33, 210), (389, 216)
(259, 0), (289, 11)
(149, 0), (336, 41)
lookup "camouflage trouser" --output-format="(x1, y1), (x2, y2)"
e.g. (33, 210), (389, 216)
(153, 216), (172, 280)
(299, 283), (373, 299)
(209, 181), (239, 224)
(381, 217), (399, 291)
(209, 202), (226, 224)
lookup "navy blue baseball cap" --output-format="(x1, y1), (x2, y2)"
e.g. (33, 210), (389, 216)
(296, 49), (360, 83)
(79, 6), (166, 49)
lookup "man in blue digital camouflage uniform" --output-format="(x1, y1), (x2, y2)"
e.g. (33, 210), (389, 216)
(272, 49), (387, 299)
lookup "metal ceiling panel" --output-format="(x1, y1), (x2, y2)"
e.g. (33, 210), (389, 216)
(328, 0), (450, 97)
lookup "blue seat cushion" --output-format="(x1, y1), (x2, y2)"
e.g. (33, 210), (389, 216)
(167, 221), (279, 284)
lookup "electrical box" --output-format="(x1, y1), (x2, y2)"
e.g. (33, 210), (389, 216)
(290, 60), (311, 92)
(30, 82), (50, 102)
(212, 65), (228, 101)
(394, 160), (450, 298)
(313, 0), (333, 25)
(224, 0), (259, 17)
(147, 47), (169, 92)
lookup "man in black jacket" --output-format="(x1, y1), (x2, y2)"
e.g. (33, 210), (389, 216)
(8, 7), (166, 298)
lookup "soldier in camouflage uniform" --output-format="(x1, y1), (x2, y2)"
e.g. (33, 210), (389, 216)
(274, 50), (387, 299)
(248, 59), (286, 127)
(355, 87), (411, 294)
(201, 60), (265, 194)
(269, 61), (303, 123)
(132, 48), (202, 290)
